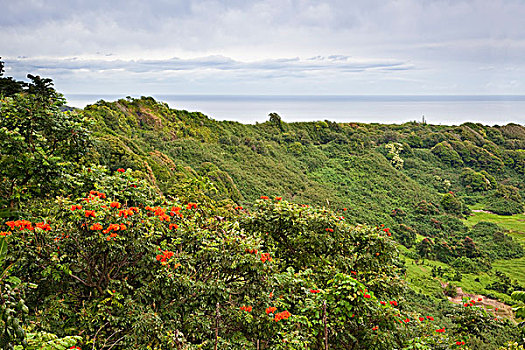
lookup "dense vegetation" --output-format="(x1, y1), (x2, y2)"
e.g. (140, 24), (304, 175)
(1, 61), (525, 349)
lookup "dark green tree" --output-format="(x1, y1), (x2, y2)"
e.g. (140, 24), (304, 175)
(0, 58), (26, 97)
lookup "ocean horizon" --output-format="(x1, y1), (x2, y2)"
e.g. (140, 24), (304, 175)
(64, 94), (525, 126)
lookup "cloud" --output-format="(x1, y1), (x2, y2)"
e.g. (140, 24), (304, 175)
(4, 55), (413, 78)
(2, 0), (525, 94)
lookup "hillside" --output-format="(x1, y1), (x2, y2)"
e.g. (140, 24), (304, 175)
(1, 85), (525, 349)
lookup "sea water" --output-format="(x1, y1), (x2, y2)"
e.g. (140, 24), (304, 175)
(64, 94), (525, 126)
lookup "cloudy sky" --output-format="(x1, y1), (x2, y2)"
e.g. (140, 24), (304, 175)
(2, 0), (525, 95)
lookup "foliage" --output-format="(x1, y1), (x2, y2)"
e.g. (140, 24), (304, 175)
(0, 79), (92, 208)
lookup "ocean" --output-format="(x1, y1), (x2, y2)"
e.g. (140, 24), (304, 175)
(64, 94), (525, 126)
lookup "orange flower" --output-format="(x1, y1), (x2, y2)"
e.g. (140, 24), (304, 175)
(275, 196), (282, 201)
(35, 222), (51, 231)
(90, 223), (103, 231)
(260, 253), (272, 263)
(260, 196), (269, 200)
(274, 310), (291, 322)
(110, 202), (121, 209)
(85, 210), (96, 218)
(169, 224), (178, 230)
(266, 306), (277, 314)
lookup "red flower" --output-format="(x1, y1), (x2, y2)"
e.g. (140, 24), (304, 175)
(186, 203), (198, 209)
(275, 196), (282, 201)
(372, 326), (378, 331)
(419, 317), (424, 322)
(435, 328), (445, 333)
(426, 316), (434, 321)
(169, 224), (178, 230)
(274, 310), (291, 322)
(363, 294), (371, 299)
(390, 301), (398, 306)
(478, 297), (482, 301)
(110, 202), (121, 209)
(260, 196), (269, 200)
(404, 318), (410, 323)
(84, 210), (96, 218)
(117, 168), (125, 173)
(380, 301), (386, 306)
(260, 253), (272, 263)
(325, 228), (334, 232)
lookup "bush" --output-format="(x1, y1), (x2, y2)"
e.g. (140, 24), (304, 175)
(486, 199), (524, 215)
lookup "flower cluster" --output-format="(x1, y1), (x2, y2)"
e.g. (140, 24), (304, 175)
(118, 208), (137, 218)
(266, 306), (277, 314)
(88, 190), (106, 200)
(145, 206), (169, 221)
(435, 328), (445, 333)
(239, 305), (252, 312)
(325, 228), (334, 232)
(186, 202), (198, 209)
(245, 248), (258, 254)
(274, 310), (291, 322)
(260, 253), (272, 263)
(456, 341), (465, 346)
(110, 202), (121, 209)
(309, 289), (321, 294)
(156, 250), (175, 265)
(6, 220), (33, 231)
(70, 204), (83, 211)
(260, 196), (270, 200)
(85, 210), (96, 218)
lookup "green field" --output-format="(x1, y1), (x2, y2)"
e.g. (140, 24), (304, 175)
(465, 211), (525, 287)
(466, 211), (525, 234)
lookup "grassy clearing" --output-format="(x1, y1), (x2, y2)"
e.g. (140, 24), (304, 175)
(493, 256), (525, 287)
(465, 211), (525, 288)
(465, 211), (525, 233)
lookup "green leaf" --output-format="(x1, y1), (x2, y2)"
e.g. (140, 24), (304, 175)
(0, 237), (7, 262)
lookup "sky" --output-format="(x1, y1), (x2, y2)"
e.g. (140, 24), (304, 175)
(2, 0), (525, 96)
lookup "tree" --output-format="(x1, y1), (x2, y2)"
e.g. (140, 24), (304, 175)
(0, 58), (26, 97)
(268, 112), (284, 131)
(0, 76), (91, 207)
